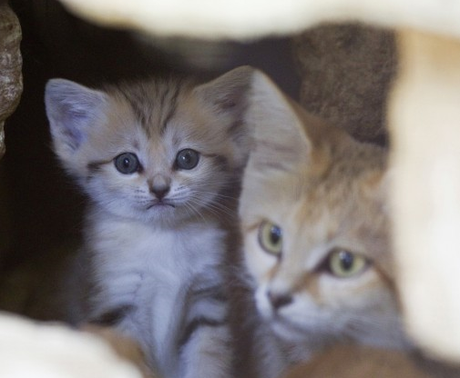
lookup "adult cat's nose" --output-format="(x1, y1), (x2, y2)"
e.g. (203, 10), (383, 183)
(267, 290), (293, 310)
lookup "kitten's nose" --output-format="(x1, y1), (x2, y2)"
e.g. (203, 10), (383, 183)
(151, 185), (170, 200)
(149, 175), (171, 200)
(267, 290), (293, 310)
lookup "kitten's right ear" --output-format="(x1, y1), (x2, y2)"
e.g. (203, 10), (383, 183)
(45, 79), (108, 157)
(246, 72), (310, 173)
(194, 66), (255, 169)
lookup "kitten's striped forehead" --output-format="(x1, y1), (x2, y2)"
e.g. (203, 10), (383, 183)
(112, 78), (192, 137)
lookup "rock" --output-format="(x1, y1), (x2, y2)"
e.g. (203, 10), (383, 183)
(294, 23), (397, 144)
(56, 0), (460, 40)
(0, 3), (23, 159)
(0, 312), (143, 378)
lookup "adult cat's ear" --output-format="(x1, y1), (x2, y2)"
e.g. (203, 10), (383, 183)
(45, 79), (108, 158)
(245, 71), (311, 173)
(364, 166), (392, 214)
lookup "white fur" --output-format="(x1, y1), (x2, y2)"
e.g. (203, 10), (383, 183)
(85, 210), (229, 377)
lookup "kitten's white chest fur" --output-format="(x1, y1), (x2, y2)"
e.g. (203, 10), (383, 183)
(88, 211), (227, 375)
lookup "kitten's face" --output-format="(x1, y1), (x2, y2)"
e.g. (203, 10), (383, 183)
(240, 72), (405, 350)
(67, 89), (237, 224)
(45, 67), (253, 224)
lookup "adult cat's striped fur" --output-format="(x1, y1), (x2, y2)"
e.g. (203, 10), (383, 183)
(45, 67), (253, 378)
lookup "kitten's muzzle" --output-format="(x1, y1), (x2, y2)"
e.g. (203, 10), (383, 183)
(148, 174), (171, 200)
(146, 199), (175, 209)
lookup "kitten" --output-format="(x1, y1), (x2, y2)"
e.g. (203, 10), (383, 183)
(237, 71), (410, 376)
(44, 66), (253, 378)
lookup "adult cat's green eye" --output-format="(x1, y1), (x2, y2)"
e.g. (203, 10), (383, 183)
(114, 152), (140, 174)
(258, 221), (283, 256)
(175, 149), (200, 170)
(328, 250), (367, 278)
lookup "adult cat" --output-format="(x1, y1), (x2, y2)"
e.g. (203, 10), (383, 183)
(235, 71), (410, 377)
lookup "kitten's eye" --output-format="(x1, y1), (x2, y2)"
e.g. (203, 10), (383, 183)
(328, 250), (368, 278)
(114, 153), (140, 174)
(258, 221), (283, 256)
(175, 149), (200, 170)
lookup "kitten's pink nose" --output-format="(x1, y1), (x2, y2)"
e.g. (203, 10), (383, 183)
(151, 186), (170, 200)
(267, 290), (293, 310)
(148, 174), (171, 200)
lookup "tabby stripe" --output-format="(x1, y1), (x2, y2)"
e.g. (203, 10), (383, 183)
(178, 283), (228, 348)
(87, 159), (111, 172)
(89, 305), (134, 326)
(178, 317), (226, 349)
(120, 87), (153, 132)
(190, 286), (228, 303)
(201, 153), (229, 172)
(160, 84), (180, 134)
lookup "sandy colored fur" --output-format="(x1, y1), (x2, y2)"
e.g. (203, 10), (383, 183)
(239, 72), (407, 372)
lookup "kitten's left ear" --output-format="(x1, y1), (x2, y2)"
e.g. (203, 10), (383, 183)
(361, 164), (392, 215)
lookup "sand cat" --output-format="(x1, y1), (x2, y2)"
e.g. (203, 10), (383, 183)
(237, 71), (409, 376)
(45, 66), (253, 378)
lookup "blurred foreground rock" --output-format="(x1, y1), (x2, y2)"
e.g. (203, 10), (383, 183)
(0, 312), (144, 377)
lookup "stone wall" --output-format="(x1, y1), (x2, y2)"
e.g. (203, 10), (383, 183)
(0, 1), (22, 159)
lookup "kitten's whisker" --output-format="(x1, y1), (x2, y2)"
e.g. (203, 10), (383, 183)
(188, 196), (235, 218)
(193, 191), (238, 201)
(204, 200), (236, 216)
(189, 192), (236, 209)
(183, 202), (207, 224)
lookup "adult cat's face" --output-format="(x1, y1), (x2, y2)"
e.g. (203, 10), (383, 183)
(240, 72), (406, 350)
(45, 67), (253, 224)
